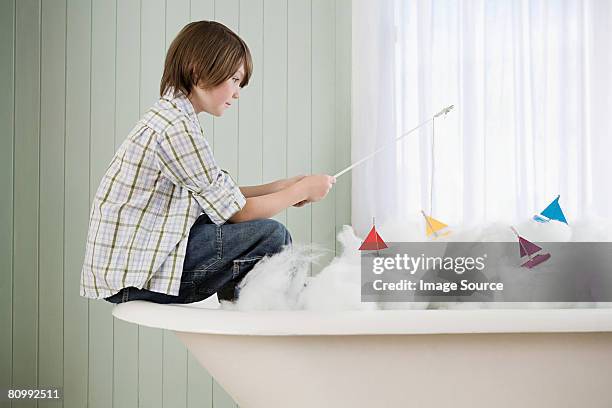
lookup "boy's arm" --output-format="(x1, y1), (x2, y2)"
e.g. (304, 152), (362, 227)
(229, 183), (306, 223)
(155, 121), (245, 226)
(239, 182), (280, 198)
(239, 175), (305, 198)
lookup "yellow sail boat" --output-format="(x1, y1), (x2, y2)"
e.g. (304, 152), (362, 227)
(421, 210), (451, 239)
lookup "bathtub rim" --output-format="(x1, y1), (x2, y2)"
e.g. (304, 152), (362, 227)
(111, 300), (612, 336)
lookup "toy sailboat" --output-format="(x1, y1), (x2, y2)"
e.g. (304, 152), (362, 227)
(533, 195), (568, 224)
(359, 218), (388, 253)
(510, 226), (551, 268)
(421, 210), (451, 239)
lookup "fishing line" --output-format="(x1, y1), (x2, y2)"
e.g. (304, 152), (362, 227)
(430, 115), (436, 216)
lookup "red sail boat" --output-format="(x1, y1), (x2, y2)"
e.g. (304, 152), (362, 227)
(359, 218), (388, 253)
(510, 226), (551, 268)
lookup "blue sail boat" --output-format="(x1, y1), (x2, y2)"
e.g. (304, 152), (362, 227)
(533, 195), (568, 225)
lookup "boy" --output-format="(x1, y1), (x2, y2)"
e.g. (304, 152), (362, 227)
(80, 21), (335, 304)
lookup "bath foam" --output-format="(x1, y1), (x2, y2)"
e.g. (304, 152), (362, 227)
(224, 243), (318, 311)
(570, 214), (612, 242)
(297, 225), (378, 312)
(225, 217), (612, 311)
(229, 226), (378, 311)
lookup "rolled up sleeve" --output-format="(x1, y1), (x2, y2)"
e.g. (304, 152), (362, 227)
(154, 119), (246, 225)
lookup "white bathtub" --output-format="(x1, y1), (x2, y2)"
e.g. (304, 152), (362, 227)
(112, 298), (612, 408)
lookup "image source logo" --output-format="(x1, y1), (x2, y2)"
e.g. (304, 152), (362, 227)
(360, 242), (612, 302)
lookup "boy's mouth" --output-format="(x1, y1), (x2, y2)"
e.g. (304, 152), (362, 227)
(225, 102), (231, 107)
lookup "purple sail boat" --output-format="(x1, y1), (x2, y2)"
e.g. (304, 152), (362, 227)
(510, 226), (551, 269)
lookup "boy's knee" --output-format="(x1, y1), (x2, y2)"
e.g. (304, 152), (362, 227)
(259, 219), (292, 248)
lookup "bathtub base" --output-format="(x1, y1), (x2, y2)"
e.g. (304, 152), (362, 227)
(176, 331), (612, 408)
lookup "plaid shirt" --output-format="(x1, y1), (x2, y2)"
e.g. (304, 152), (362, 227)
(80, 88), (246, 299)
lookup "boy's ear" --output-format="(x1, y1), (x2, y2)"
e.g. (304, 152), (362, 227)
(190, 78), (200, 93)
(188, 65), (200, 86)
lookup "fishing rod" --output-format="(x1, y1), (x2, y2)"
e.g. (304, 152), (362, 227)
(333, 105), (455, 179)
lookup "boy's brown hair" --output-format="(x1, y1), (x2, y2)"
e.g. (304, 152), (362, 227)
(160, 21), (253, 97)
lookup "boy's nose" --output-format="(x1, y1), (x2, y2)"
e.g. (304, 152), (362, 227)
(233, 90), (240, 99)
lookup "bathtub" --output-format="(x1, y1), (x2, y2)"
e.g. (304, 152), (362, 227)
(112, 298), (612, 408)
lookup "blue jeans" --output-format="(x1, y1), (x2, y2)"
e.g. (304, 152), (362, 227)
(104, 213), (292, 304)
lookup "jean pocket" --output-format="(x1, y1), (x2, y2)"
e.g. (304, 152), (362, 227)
(232, 256), (263, 279)
(196, 258), (222, 273)
(187, 224), (223, 273)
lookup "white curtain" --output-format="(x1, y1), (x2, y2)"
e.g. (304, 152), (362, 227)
(351, 0), (612, 237)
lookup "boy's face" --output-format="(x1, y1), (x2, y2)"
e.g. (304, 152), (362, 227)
(189, 65), (244, 117)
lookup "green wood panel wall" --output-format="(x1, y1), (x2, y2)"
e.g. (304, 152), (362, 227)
(64, 3), (91, 408)
(0, 0), (15, 402)
(13, 1), (41, 408)
(40, 2), (66, 408)
(1, 0), (352, 407)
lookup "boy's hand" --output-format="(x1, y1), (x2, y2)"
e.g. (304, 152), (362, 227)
(295, 174), (336, 204)
(280, 174), (306, 190)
